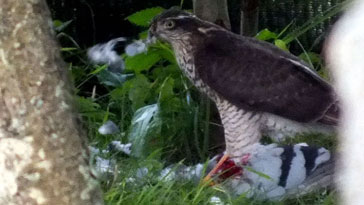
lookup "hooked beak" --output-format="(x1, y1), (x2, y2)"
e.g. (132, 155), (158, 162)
(147, 23), (158, 44)
(148, 22), (157, 38)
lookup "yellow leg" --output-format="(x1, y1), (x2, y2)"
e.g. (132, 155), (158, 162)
(202, 154), (229, 185)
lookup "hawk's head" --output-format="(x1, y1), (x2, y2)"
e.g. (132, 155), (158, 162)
(149, 8), (221, 45)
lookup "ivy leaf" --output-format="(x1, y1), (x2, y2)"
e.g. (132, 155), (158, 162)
(125, 51), (161, 73)
(128, 104), (162, 158)
(126, 7), (164, 27)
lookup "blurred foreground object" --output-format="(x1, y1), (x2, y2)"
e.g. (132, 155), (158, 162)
(326, 0), (364, 204)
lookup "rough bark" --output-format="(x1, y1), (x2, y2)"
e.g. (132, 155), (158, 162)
(326, 0), (364, 204)
(193, 0), (231, 30)
(0, 0), (103, 204)
(240, 0), (259, 36)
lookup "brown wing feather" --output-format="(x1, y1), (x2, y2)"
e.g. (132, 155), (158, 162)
(195, 30), (338, 124)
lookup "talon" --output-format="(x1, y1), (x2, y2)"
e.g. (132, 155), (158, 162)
(203, 154), (229, 185)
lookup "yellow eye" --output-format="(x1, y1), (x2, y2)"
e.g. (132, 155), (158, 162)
(164, 20), (175, 29)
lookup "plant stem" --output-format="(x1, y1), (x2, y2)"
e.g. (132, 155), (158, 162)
(193, 106), (203, 160)
(202, 96), (210, 160)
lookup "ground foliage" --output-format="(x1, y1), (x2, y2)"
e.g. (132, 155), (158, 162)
(54, 2), (348, 204)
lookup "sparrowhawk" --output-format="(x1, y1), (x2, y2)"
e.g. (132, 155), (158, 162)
(148, 9), (338, 169)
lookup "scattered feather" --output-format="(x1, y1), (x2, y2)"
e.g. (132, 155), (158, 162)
(125, 40), (147, 56)
(88, 37), (126, 73)
(146, 34), (157, 45)
(98, 120), (120, 135)
(95, 156), (114, 174)
(89, 146), (101, 155)
(209, 196), (225, 205)
(90, 142), (331, 199)
(109, 141), (132, 155)
(136, 167), (149, 178)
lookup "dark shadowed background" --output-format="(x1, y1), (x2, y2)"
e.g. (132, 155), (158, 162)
(46, 0), (344, 53)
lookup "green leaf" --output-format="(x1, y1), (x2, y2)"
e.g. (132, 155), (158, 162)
(126, 75), (152, 110)
(152, 65), (180, 82)
(53, 20), (73, 32)
(160, 97), (183, 113)
(148, 42), (176, 64)
(71, 65), (87, 84)
(126, 7), (164, 27)
(125, 51), (161, 73)
(156, 48), (176, 64)
(75, 96), (107, 120)
(102, 106), (110, 123)
(110, 87), (124, 101)
(76, 96), (100, 111)
(299, 52), (328, 79)
(255, 29), (277, 41)
(61, 47), (78, 52)
(299, 52), (322, 65)
(138, 30), (149, 39)
(128, 104), (162, 158)
(277, 20), (295, 39)
(53, 20), (63, 28)
(97, 70), (133, 87)
(158, 77), (174, 102)
(274, 39), (289, 51)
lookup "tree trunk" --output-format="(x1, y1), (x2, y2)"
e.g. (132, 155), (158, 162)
(0, 0), (103, 204)
(240, 0), (259, 36)
(193, 0), (231, 30)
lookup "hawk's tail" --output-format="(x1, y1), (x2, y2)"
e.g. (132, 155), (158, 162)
(285, 156), (335, 198)
(318, 101), (340, 126)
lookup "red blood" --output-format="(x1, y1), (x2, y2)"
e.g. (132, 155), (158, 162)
(214, 154), (250, 180)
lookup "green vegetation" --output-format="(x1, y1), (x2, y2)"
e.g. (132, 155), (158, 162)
(56, 3), (346, 204)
